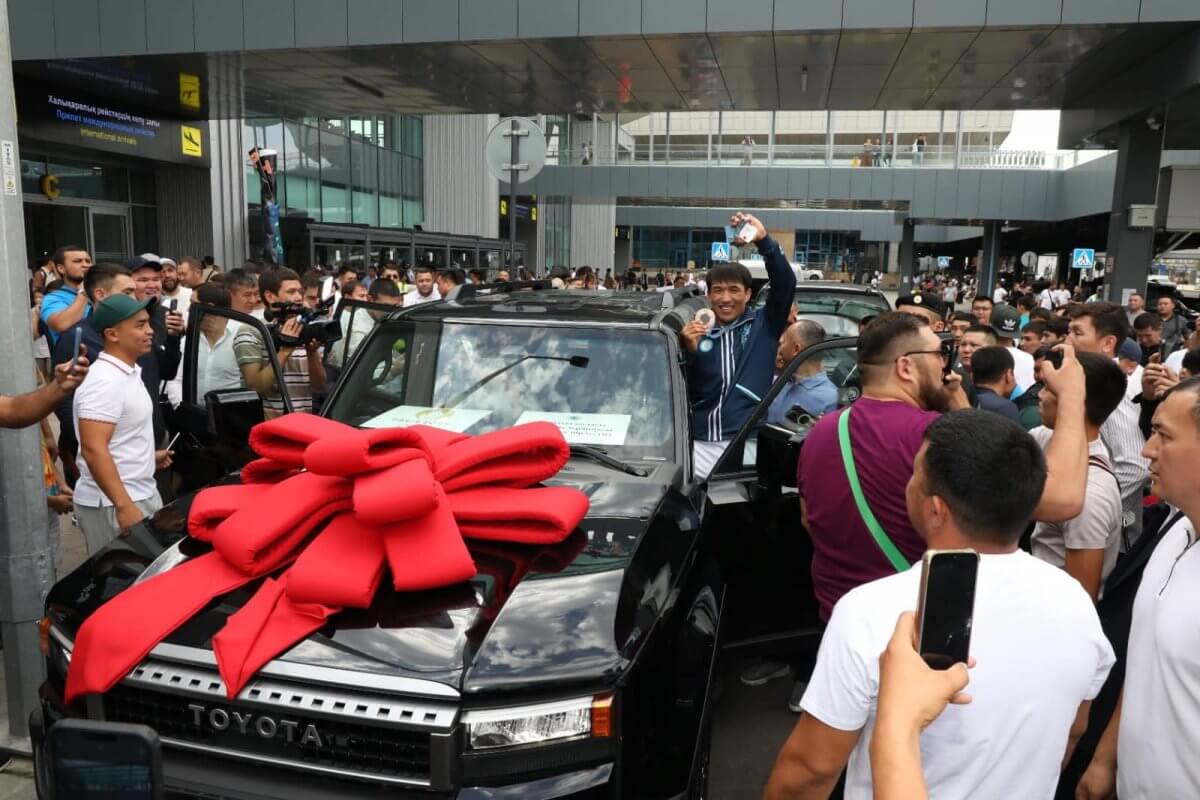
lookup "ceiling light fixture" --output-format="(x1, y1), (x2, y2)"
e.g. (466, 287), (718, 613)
(342, 75), (384, 100)
(801, 65), (809, 94)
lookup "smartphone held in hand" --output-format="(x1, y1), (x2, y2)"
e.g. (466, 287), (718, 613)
(916, 549), (979, 670)
(68, 326), (84, 370)
(737, 222), (757, 243)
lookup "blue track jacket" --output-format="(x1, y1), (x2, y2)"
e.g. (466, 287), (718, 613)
(687, 235), (796, 442)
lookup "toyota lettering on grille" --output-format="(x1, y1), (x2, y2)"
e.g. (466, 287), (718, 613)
(188, 703), (325, 748)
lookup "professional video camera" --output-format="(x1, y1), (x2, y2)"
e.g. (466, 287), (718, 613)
(265, 294), (342, 350)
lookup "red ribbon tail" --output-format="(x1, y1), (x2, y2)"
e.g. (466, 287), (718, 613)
(214, 576), (337, 699)
(383, 496), (477, 591)
(65, 552), (253, 703)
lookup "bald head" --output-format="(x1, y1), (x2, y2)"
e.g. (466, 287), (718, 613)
(777, 319), (826, 373)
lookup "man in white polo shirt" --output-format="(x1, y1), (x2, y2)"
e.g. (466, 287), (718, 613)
(74, 294), (173, 554)
(1076, 378), (1200, 799)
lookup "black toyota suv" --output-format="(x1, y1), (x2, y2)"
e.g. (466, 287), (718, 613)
(31, 287), (859, 799)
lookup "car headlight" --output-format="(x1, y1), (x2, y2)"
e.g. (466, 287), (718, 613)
(464, 694), (612, 751)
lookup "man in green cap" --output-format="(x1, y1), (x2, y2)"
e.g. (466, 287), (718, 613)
(73, 295), (174, 553)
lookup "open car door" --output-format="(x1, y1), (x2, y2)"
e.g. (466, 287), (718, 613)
(703, 337), (861, 660)
(170, 305), (293, 491)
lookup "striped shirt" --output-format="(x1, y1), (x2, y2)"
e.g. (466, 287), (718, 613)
(232, 326), (313, 416)
(1101, 358), (1148, 544)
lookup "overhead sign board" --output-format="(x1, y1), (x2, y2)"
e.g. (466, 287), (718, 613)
(1072, 248), (1095, 269)
(711, 241), (731, 262)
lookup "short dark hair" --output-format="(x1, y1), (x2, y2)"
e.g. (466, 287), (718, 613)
(1030, 307), (1053, 322)
(1016, 295), (1037, 311)
(369, 278), (401, 300)
(194, 283), (231, 308)
(1068, 302), (1130, 344)
(921, 411), (1047, 546)
(438, 268), (465, 286)
(707, 263), (753, 290)
(1075, 351), (1127, 428)
(83, 262), (131, 300)
(226, 268), (258, 292)
(1045, 316), (1069, 337)
(337, 264), (357, 279)
(415, 266), (435, 277)
(950, 311), (974, 325)
(468, 269), (485, 282)
(52, 245), (88, 266)
(971, 346), (1014, 385)
(858, 312), (928, 384)
(1133, 311), (1163, 331)
(1022, 320), (1047, 337)
(341, 279), (363, 297)
(300, 269), (324, 291)
(964, 324), (998, 345)
(259, 267), (301, 299)
(972, 295), (994, 307)
(1183, 349), (1200, 375)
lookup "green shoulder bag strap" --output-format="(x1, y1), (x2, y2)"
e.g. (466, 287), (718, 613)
(837, 407), (911, 572)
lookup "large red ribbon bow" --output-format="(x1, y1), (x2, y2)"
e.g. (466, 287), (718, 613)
(65, 414), (589, 702)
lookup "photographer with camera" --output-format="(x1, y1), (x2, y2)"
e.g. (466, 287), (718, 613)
(233, 268), (327, 417)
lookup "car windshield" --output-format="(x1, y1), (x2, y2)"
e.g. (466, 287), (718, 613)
(755, 286), (889, 322)
(326, 319), (675, 461)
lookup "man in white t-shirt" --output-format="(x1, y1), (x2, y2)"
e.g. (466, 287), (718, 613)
(1031, 352), (1127, 600)
(154, 254), (192, 325)
(765, 410), (1114, 800)
(989, 304), (1035, 392)
(404, 266), (442, 307)
(992, 282), (1008, 304)
(1076, 381), (1200, 799)
(74, 295), (173, 554)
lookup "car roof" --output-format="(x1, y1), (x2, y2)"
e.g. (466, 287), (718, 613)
(393, 287), (705, 330)
(793, 282), (887, 295)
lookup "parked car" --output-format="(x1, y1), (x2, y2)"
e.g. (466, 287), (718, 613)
(32, 287), (860, 799)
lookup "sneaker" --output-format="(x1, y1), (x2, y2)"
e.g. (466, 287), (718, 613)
(738, 659), (791, 687)
(787, 679), (809, 713)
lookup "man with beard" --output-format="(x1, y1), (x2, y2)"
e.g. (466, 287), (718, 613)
(797, 313), (1089, 635)
(156, 255), (191, 323)
(404, 266), (442, 306)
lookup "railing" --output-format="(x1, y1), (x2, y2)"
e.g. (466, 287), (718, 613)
(553, 144), (1097, 170)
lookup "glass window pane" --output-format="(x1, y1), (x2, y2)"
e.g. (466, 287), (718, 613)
(131, 206), (158, 254)
(46, 158), (128, 202)
(320, 127), (350, 223)
(129, 168), (156, 205)
(21, 155), (46, 196)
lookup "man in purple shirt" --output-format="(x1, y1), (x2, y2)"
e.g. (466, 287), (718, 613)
(799, 313), (1090, 623)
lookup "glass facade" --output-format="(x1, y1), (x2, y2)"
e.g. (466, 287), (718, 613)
(794, 230), (862, 270)
(243, 115), (424, 229)
(631, 226), (862, 270)
(541, 195), (572, 271)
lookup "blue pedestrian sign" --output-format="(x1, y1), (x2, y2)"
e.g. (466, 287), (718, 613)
(711, 241), (732, 262)
(1072, 248), (1095, 269)
(937, 256), (950, 268)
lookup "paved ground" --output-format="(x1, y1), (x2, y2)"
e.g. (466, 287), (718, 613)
(0, 514), (87, 800)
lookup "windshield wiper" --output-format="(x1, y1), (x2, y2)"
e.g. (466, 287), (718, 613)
(442, 354), (589, 408)
(568, 445), (649, 477)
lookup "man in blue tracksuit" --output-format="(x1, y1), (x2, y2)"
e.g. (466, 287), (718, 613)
(681, 212), (796, 478)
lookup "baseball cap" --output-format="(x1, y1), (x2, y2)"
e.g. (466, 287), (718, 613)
(896, 292), (948, 318)
(989, 304), (1021, 338)
(1118, 338), (1142, 362)
(91, 294), (152, 334)
(160, 257), (177, 268)
(126, 255), (162, 272)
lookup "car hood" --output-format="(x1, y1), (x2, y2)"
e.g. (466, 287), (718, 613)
(47, 464), (691, 698)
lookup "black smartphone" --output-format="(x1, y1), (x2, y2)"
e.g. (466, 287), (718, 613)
(1045, 348), (1064, 370)
(68, 326), (84, 370)
(167, 298), (178, 313)
(942, 341), (958, 378)
(915, 549), (980, 670)
(48, 719), (163, 799)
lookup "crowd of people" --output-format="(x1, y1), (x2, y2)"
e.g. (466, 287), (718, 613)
(666, 220), (1196, 798)
(5, 228), (1199, 797)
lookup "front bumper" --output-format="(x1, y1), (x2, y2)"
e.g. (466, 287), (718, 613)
(32, 695), (617, 800)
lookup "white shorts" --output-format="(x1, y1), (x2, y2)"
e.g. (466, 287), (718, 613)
(692, 440), (730, 481)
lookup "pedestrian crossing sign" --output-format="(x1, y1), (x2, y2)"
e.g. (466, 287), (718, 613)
(711, 241), (732, 262)
(1072, 248), (1095, 269)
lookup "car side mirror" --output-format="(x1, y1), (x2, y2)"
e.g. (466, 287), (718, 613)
(756, 419), (810, 490)
(205, 389), (265, 442)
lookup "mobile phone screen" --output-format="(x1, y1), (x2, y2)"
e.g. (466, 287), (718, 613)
(737, 222), (757, 243)
(52, 728), (157, 799)
(917, 550), (979, 670)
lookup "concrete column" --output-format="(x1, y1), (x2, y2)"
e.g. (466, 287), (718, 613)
(424, 114), (500, 238)
(1104, 120), (1165, 302)
(898, 219), (915, 290)
(979, 220), (1002, 295)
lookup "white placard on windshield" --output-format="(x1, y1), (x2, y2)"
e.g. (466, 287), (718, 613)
(363, 405), (492, 432)
(516, 411), (632, 446)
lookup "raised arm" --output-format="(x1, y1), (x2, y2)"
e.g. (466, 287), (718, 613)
(1032, 345), (1088, 522)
